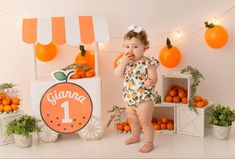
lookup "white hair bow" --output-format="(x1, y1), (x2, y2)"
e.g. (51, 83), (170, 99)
(127, 25), (142, 33)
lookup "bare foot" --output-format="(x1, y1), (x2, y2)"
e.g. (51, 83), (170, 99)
(125, 136), (140, 145)
(139, 142), (154, 153)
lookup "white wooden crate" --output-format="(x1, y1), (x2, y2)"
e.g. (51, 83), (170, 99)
(176, 103), (214, 137)
(0, 110), (24, 145)
(154, 104), (176, 134)
(162, 73), (192, 106)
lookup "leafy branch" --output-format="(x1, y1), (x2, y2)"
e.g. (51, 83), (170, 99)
(0, 83), (17, 91)
(106, 105), (126, 128)
(181, 66), (205, 113)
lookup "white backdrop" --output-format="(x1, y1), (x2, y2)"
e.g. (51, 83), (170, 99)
(1, 0), (235, 117)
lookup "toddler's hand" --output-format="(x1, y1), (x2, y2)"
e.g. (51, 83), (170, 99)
(144, 78), (155, 88)
(123, 52), (135, 64)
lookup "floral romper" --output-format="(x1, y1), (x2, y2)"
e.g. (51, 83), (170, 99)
(123, 56), (160, 107)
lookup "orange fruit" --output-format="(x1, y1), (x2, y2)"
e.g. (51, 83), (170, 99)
(116, 123), (124, 131)
(12, 98), (20, 105)
(196, 101), (204, 108)
(0, 92), (6, 100)
(178, 90), (186, 98)
(0, 104), (4, 112)
(157, 120), (162, 125)
(203, 99), (208, 106)
(165, 95), (172, 102)
(195, 96), (203, 102)
(2, 98), (11, 105)
(124, 125), (131, 132)
(4, 105), (12, 113)
(173, 96), (180, 103)
(181, 96), (187, 104)
(169, 90), (177, 97)
(160, 123), (167, 129)
(161, 116), (168, 123)
(153, 124), (161, 130)
(11, 104), (19, 111)
(167, 122), (174, 130)
(85, 69), (95, 78)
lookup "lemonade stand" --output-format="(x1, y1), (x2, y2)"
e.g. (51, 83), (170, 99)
(22, 16), (109, 142)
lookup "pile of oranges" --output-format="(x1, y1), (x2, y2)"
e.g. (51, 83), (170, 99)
(115, 116), (174, 133)
(165, 85), (188, 104)
(70, 64), (95, 79)
(116, 120), (131, 133)
(194, 95), (208, 108)
(152, 116), (174, 131)
(0, 92), (20, 113)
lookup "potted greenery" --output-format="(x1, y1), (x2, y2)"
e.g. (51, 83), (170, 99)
(208, 104), (235, 140)
(6, 114), (40, 147)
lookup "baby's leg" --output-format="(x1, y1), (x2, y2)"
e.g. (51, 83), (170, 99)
(125, 106), (142, 145)
(137, 100), (154, 153)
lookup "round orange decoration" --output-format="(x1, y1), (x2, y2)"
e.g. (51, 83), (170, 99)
(159, 38), (181, 68)
(75, 45), (95, 69)
(35, 42), (57, 62)
(204, 22), (228, 49)
(40, 79), (92, 134)
(113, 53), (124, 68)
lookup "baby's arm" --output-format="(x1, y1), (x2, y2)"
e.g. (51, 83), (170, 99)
(114, 53), (133, 78)
(144, 66), (158, 87)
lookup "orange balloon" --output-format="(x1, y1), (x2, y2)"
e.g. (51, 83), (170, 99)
(159, 43), (181, 68)
(205, 24), (228, 49)
(35, 42), (57, 62)
(113, 53), (124, 68)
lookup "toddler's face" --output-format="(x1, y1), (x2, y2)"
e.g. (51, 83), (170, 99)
(123, 38), (146, 61)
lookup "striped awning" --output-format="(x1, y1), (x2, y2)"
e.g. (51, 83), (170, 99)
(22, 16), (109, 45)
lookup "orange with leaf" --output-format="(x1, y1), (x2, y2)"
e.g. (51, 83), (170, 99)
(75, 45), (95, 69)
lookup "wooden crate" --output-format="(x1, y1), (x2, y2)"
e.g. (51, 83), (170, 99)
(154, 104), (176, 133)
(0, 110), (24, 145)
(176, 103), (214, 137)
(162, 73), (192, 106)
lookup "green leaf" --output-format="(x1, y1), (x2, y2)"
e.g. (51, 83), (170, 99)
(53, 71), (67, 81)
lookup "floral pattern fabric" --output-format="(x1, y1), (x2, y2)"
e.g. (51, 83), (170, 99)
(123, 56), (160, 107)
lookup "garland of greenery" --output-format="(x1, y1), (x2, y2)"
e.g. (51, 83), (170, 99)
(106, 105), (126, 128)
(181, 66), (205, 113)
(0, 83), (15, 91)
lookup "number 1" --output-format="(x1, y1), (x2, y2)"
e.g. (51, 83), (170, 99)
(61, 101), (72, 123)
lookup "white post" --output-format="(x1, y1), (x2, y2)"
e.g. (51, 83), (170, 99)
(32, 44), (38, 80)
(94, 42), (99, 77)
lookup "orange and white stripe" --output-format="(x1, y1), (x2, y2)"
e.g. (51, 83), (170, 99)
(22, 16), (109, 45)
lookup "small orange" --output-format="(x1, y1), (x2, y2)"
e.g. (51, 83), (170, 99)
(161, 116), (168, 123)
(153, 124), (161, 130)
(160, 123), (167, 129)
(196, 101), (204, 108)
(167, 122), (174, 130)
(116, 123), (124, 131)
(157, 120), (162, 125)
(170, 85), (178, 91)
(178, 90), (186, 98)
(181, 96), (187, 104)
(85, 69), (95, 78)
(203, 99), (208, 106)
(4, 105), (12, 113)
(173, 96), (180, 103)
(0, 92), (6, 100)
(11, 104), (19, 111)
(165, 95), (172, 102)
(2, 98), (11, 105)
(124, 125), (131, 132)
(12, 98), (20, 105)
(195, 96), (203, 102)
(0, 104), (4, 112)
(169, 90), (177, 97)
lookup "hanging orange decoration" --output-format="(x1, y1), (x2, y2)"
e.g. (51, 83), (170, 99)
(159, 38), (181, 68)
(204, 22), (228, 49)
(113, 53), (124, 68)
(35, 42), (57, 62)
(75, 45), (95, 69)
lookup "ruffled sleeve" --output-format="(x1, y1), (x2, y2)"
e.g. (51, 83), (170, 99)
(146, 57), (160, 68)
